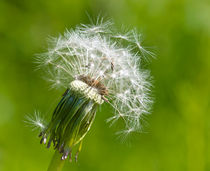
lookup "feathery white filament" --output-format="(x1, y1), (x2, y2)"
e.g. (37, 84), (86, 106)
(24, 111), (45, 131)
(37, 20), (153, 134)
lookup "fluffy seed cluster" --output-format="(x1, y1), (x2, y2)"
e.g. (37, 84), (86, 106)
(37, 19), (153, 135)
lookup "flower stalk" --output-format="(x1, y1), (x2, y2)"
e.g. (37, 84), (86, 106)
(47, 150), (65, 171)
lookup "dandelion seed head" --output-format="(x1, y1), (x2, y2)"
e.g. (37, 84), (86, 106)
(38, 19), (153, 135)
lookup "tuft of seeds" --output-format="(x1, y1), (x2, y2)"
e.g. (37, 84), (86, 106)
(34, 18), (153, 160)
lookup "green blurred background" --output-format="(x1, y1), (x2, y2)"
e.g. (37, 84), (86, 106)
(0, 0), (210, 170)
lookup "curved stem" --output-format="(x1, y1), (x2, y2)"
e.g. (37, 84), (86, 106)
(47, 150), (65, 171)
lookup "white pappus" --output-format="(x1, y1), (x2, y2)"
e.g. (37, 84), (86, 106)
(36, 19), (153, 136)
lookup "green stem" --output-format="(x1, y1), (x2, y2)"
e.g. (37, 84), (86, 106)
(47, 150), (65, 171)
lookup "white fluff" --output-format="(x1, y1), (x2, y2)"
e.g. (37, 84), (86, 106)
(37, 19), (153, 135)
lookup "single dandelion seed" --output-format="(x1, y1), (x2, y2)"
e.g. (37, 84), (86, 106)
(34, 18), (153, 168)
(25, 111), (45, 131)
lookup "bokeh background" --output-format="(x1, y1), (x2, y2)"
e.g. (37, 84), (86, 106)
(0, 0), (210, 170)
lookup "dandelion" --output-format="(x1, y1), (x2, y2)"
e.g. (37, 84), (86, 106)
(34, 18), (153, 170)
